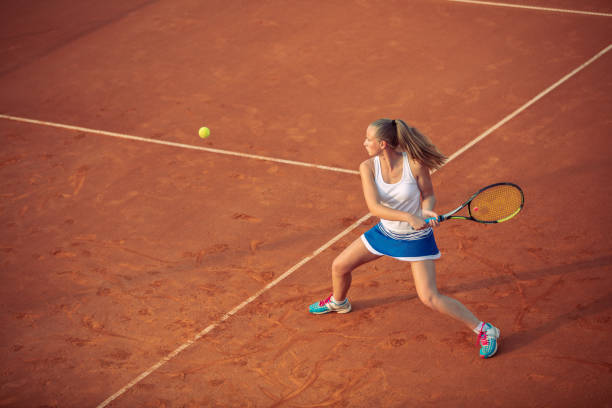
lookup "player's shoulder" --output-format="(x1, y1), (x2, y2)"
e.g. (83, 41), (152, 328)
(408, 157), (423, 170)
(407, 156), (428, 176)
(359, 158), (375, 173)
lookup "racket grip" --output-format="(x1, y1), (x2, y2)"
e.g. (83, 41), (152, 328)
(424, 216), (441, 223)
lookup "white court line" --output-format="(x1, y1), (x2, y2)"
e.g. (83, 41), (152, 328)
(0, 114), (359, 176)
(448, 0), (612, 17)
(95, 212), (373, 408)
(447, 43), (612, 163)
(95, 43), (611, 407)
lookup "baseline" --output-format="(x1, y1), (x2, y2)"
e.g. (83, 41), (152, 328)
(448, 0), (612, 17)
(0, 114), (359, 176)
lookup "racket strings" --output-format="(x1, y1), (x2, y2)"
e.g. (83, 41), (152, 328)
(469, 185), (523, 222)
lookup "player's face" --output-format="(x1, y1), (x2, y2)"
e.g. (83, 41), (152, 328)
(364, 126), (383, 156)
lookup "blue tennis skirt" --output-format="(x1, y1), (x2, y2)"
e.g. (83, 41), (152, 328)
(361, 223), (441, 262)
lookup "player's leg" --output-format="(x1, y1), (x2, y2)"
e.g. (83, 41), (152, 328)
(410, 259), (480, 328)
(411, 259), (500, 358)
(332, 236), (381, 301)
(309, 237), (380, 314)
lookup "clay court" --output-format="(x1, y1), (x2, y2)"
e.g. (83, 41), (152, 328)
(1, 1), (611, 407)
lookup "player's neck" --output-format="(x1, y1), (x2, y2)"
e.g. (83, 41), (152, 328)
(379, 149), (402, 169)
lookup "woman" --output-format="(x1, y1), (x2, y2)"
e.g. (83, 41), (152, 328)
(308, 119), (500, 358)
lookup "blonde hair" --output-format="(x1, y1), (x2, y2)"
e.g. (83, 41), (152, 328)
(370, 118), (447, 170)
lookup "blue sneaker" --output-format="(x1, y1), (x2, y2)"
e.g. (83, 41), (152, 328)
(478, 323), (500, 358)
(308, 294), (352, 314)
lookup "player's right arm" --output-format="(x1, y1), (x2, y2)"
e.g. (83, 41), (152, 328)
(359, 159), (427, 230)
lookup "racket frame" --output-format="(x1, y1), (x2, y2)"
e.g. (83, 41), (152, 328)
(433, 182), (524, 224)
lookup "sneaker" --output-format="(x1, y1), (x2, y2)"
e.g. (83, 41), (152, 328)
(478, 323), (500, 358)
(308, 294), (352, 314)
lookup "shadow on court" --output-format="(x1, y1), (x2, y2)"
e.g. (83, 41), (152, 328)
(350, 256), (612, 357)
(354, 255), (612, 310)
(502, 292), (612, 357)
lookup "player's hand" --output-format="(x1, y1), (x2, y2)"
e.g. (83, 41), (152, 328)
(410, 216), (429, 231)
(421, 210), (440, 228)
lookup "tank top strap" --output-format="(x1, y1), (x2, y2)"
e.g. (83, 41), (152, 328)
(401, 152), (416, 183)
(373, 155), (382, 182)
(401, 152), (409, 182)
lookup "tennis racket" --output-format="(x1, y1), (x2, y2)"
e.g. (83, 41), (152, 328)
(425, 182), (524, 224)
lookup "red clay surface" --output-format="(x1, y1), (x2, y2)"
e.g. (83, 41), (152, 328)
(1, 1), (611, 407)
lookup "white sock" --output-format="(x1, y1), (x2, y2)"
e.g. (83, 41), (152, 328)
(331, 295), (347, 305)
(473, 321), (485, 334)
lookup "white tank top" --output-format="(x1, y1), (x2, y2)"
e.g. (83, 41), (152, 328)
(374, 152), (423, 234)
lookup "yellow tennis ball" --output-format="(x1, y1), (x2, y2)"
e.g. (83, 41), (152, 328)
(199, 126), (210, 139)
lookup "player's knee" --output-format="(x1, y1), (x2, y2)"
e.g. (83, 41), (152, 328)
(331, 257), (351, 277)
(418, 291), (440, 310)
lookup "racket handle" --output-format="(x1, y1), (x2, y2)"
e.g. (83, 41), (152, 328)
(424, 216), (442, 223)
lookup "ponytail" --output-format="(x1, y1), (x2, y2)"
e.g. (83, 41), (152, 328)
(370, 118), (447, 170)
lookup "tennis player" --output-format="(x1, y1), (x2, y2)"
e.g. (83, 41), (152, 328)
(308, 119), (500, 358)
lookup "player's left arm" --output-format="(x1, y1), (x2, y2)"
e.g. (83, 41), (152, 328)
(411, 159), (439, 224)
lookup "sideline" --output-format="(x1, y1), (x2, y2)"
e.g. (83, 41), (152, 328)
(448, 0), (612, 17)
